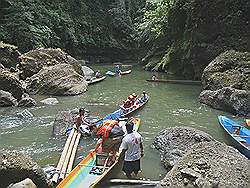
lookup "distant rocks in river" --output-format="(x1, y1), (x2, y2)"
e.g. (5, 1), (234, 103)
(26, 63), (87, 96)
(153, 127), (214, 171)
(40, 98), (59, 105)
(0, 151), (51, 188)
(200, 50), (250, 116)
(158, 141), (248, 188)
(199, 87), (249, 116)
(0, 41), (20, 69)
(0, 90), (18, 107)
(53, 111), (75, 136)
(19, 48), (83, 79)
(18, 94), (37, 107)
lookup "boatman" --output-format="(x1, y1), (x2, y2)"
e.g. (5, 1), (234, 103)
(74, 108), (91, 135)
(119, 121), (144, 178)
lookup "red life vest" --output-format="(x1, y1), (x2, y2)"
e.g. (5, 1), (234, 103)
(96, 120), (118, 140)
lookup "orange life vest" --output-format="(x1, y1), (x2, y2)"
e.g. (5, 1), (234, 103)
(96, 120), (118, 140)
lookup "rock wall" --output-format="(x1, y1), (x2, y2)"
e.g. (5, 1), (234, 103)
(141, 0), (250, 79)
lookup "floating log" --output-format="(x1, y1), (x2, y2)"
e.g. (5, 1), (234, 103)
(59, 130), (78, 181)
(66, 132), (81, 174)
(51, 129), (76, 184)
(146, 79), (201, 85)
(109, 179), (159, 185)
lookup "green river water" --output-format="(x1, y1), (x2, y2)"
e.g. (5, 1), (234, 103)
(0, 65), (233, 187)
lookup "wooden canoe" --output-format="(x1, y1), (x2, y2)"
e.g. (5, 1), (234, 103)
(56, 118), (141, 188)
(218, 116), (250, 159)
(120, 94), (149, 117)
(146, 79), (201, 85)
(106, 70), (131, 76)
(86, 76), (106, 85)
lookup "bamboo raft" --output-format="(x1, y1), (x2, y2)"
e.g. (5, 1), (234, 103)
(52, 128), (81, 184)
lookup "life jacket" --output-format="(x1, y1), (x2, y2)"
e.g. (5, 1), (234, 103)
(96, 120), (118, 140)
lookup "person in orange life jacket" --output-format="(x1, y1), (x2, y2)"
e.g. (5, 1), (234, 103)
(119, 122), (144, 178)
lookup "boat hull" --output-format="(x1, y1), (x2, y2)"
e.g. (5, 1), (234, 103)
(218, 116), (250, 159)
(86, 76), (106, 85)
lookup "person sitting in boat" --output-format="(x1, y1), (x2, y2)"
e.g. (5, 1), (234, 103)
(152, 74), (157, 80)
(95, 70), (101, 78)
(115, 65), (121, 75)
(234, 127), (241, 135)
(138, 91), (147, 103)
(121, 100), (132, 114)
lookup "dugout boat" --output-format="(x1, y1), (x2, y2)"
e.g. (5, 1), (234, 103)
(218, 115), (250, 159)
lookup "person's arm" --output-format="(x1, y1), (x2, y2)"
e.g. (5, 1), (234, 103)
(140, 137), (144, 157)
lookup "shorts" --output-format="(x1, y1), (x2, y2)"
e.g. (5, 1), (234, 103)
(122, 159), (141, 174)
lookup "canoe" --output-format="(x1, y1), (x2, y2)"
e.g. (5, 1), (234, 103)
(56, 118), (141, 188)
(120, 94), (150, 117)
(106, 70), (132, 76)
(86, 76), (106, 85)
(146, 79), (201, 85)
(95, 94), (149, 126)
(218, 116), (250, 159)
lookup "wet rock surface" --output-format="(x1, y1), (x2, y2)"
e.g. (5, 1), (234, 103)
(52, 111), (75, 136)
(152, 127), (214, 170)
(19, 48), (83, 79)
(0, 90), (18, 107)
(200, 50), (250, 115)
(0, 151), (50, 188)
(26, 63), (87, 96)
(199, 87), (250, 116)
(158, 141), (249, 188)
(40, 98), (59, 105)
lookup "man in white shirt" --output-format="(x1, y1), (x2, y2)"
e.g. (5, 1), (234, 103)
(119, 122), (144, 178)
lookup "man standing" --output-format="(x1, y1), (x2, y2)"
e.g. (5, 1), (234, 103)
(74, 108), (91, 135)
(119, 122), (144, 178)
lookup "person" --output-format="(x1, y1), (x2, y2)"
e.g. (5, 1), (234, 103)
(74, 108), (90, 134)
(119, 122), (144, 178)
(234, 127), (241, 135)
(95, 70), (101, 78)
(115, 65), (121, 75)
(151, 74), (157, 80)
(139, 91), (147, 103)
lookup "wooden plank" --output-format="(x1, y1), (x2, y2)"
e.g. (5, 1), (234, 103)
(59, 130), (78, 181)
(66, 132), (81, 174)
(51, 129), (76, 184)
(109, 179), (159, 185)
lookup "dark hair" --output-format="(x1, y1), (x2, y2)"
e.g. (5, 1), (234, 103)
(126, 122), (133, 133)
(79, 108), (85, 113)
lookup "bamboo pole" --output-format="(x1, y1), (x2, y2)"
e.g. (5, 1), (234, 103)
(51, 128), (76, 184)
(66, 132), (81, 174)
(59, 130), (78, 181)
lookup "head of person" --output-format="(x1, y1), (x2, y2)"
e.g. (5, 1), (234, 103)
(132, 93), (136, 97)
(79, 108), (85, 116)
(143, 91), (146, 95)
(125, 122), (134, 133)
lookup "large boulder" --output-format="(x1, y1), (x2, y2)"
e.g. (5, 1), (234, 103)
(0, 42), (20, 69)
(202, 50), (250, 91)
(0, 69), (25, 100)
(199, 87), (249, 116)
(26, 63), (87, 96)
(158, 141), (248, 188)
(52, 111), (75, 136)
(0, 90), (18, 107)
(17, 94), (37, 107)
(19, 48), (83, 79)
(7, 178), (37, 188)
(153, 127), (214, 171)
(0, 151), (50, 188)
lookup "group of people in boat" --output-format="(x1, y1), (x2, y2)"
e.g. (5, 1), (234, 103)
(120, 91), (147, 114)
(73, 93), (145, 178)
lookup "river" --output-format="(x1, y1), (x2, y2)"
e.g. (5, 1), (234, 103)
(0, 65), (232, 187)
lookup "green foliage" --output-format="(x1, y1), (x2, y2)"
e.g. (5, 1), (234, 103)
(137, 0), (174, 43)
